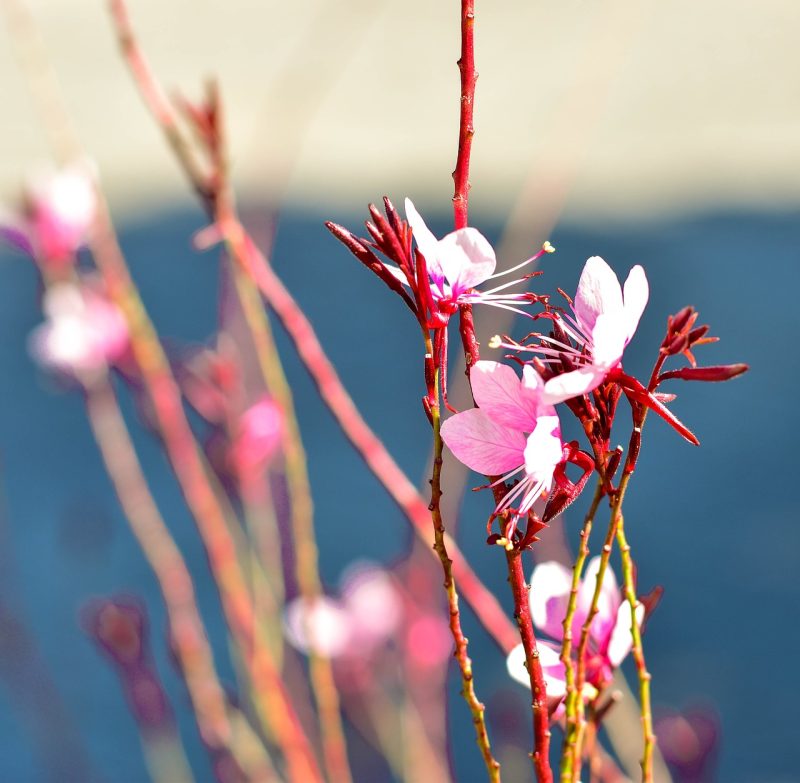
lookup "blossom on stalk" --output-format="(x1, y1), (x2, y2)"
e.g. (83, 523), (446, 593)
(1, 163), (96, 269)
(326, 197), (552, 328)
(494, 255), (649, 401)
(440, 360), (564, 526)
(29, 282), (129, 378)
(506, 558), (643, 704)
(401, 198), (551, 322)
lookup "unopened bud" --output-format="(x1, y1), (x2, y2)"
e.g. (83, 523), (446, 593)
(658, 364), (748, 383)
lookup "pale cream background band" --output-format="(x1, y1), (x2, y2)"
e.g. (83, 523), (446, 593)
(2, 0), (799, 220)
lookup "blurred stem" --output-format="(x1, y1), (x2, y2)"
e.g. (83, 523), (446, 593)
(5, 0), (311, 777)
(560, 480), (604, 781)
(140, 734), (194, 783)
(237, 470), (285, 668)
(110, 0), (517, 658)
(1, 0), (80, 163)
(228, 241), (352, 783)
(615, 520), (654, 782)
(84, 377), (276, 781)
(572, 471), (631, 782)
(425, 332), (500, 783)
(88, 196), (321, 782)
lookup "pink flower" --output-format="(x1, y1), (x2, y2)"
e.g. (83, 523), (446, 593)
(397, 198), (550, 320)
(284, 562), (403, 659)
(506, 558), (643, 701)
(495, 256), (649, 401)
(440, 360), (564, 523)
(29, 282), (129, 378)
(229, 396), (283, 474)
(284, 596), (354, 658)
(1, 164), (96, 268)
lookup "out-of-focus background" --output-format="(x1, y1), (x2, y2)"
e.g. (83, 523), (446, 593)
(1, 1), (798, 781)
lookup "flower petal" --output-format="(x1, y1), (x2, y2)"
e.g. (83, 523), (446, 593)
(405, 198), (444, 278)
(471, 360), (538, 431)
(574, 256), (623, 335)
(523, 415), (563, 483)
(606, 601), (644, 668)
(284, 596), (352, 658)
(590, 312), (628, 369)
(530, 560), (572, 640)
(441, 408), (526, 475)
(622, 264), (649, 341)
(506, 641), (566, 697)
(383, 263), (411, 287)
(437, 227), (496, 294)
(541, 366), (607, 404)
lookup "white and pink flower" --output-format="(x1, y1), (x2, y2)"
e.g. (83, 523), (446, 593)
(440, 360), (565, 524)
(395, 198), (550, 320)
(284, 562), (403, 659)
(29, 282), (129, 378)
(1, 163), (96, 269)
(494, 255), (649, 402)
(506, 558), (643, 702)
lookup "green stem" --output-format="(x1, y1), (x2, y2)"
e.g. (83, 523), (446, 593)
(616, 518), (654, 782)
(426, 334), (500, 783)
(559, 480), (604, 782)
(571, 471), (633, 781)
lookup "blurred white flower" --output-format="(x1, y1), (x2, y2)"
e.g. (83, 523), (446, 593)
(29, 282), (128, 378)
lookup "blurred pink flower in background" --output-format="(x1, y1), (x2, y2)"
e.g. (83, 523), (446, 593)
(28, 282), (129, 378)
(655, 705), (720, 783)
(404, 612), (453, 670)
(228, 396), (283, 475)
(506, 558), (642, 705)
(284, 562), (404, 660)
(1, 163), (96, 269)
(284, 595), (354, 658)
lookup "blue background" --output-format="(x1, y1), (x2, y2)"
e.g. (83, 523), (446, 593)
(0, 202), (795, 781)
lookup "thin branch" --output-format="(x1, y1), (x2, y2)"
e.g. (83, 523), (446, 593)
(427, 334), (500, 782)
(506, 550), (553, 783)
(108, 0), (517, 661)
(615, 521), (654, 782)
(452, 0), (477, 230)
(89, 192), (323, 782)
(85, 378), (278, 782)
(560, 480), (604, 782)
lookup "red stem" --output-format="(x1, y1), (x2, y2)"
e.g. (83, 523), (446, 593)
(506, 550), (553, 783)
(452, 0), (477, 230)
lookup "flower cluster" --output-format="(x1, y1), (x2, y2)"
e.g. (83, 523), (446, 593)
(329, 197), (747, 769)
(506, 558), (643, 709)
(327, 198), (551, 329)
(441, 252), (649, 536)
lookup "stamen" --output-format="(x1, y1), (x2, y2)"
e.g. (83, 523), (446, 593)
(480, 276), (536, 296)
(485, 246), (547, 282)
